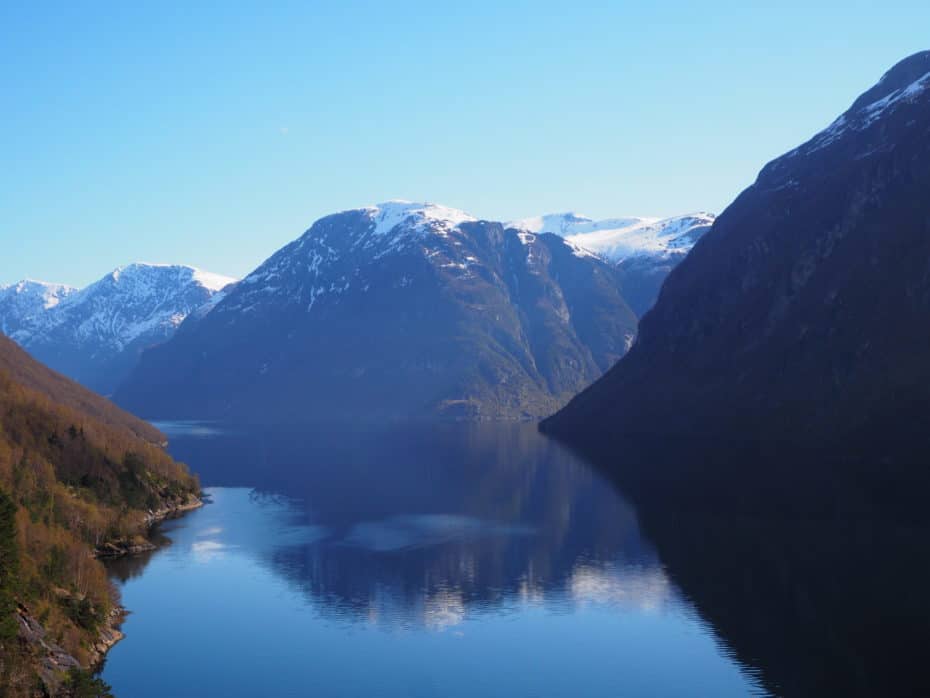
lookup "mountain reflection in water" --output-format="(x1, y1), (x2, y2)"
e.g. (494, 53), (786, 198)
(101, 423), (765, 697)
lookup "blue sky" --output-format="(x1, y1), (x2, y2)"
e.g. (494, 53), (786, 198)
(3, 1), (928, 287)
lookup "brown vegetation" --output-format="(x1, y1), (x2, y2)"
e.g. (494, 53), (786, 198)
(0, 337), (199, 696)
(0, 336), (164, 444)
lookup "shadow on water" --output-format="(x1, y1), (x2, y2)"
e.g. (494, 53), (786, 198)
(559, 435), (930, 698)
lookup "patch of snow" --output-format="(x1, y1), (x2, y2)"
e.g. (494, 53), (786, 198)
(795, 69), (930, 157)
(191, 268), (238, 292)
(564, 239), (600, 260)
(509, 213), (649, 237)
(860, 70), (930, 123)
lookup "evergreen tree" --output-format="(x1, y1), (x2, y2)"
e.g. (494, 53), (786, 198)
(0, 489), (19, 643)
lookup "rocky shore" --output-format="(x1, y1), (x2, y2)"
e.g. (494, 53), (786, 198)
(94, 497), (204, 558)
(18, 495), (203, 695)
(13, 599), (126, 692)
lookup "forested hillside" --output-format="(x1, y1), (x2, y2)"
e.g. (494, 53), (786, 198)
(0, 336), (199, 696)
(0, 337), (164, 445)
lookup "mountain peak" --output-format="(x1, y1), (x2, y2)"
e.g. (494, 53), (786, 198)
(777, 50), (930, 164)
(853, 50), (930, 112)
(362, 201), (477, 236)
(105, 263), (236, 292)
(0, 280), (77, 308)
(116, 206), (639, 421)
(1, 263), (238, 394)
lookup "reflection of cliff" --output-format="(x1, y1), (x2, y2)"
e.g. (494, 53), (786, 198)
(553, 426), (930, 698)
(153, 423), (675, 630)
(633, 503), (930, 698)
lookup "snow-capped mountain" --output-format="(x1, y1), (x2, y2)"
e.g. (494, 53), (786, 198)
(116, 201), (638, 421)
(508, 212), (716, 315)
(0, 280), (77, 339)
(1, 263), (236, 395)
(507, 212), (715, 264)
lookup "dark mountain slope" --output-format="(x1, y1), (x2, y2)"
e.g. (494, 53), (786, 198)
(542, 52), (930, 499)
(116, 202), (638, 422)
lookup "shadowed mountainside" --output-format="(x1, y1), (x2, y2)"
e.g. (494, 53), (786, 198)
(116, 203), (638, 422)
(542, 51), (930, 513)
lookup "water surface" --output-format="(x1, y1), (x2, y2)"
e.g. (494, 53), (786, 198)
(101, 423), (766, 697)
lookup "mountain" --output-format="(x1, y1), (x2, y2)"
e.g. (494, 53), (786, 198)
(509, 212), (715, 315)
(0, 280), (76, 338)
(0, 334), (200, 695)
(542, 52), (930, 510)
(115, 201), (638, 422)
(0, 264), (236, 395)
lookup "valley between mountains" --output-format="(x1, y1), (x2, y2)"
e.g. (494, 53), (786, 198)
(3, 47), (930, 698)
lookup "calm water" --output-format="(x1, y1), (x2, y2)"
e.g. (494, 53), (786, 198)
(100, 422), (765, 697)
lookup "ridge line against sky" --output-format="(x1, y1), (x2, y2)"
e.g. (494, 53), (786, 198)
(2, 1), (929, 287)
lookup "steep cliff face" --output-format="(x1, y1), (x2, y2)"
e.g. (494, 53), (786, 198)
(543, 52), (930, 478)
(116, 203), (638, 422)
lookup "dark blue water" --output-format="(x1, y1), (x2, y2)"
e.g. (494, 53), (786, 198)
(100, 422), (766, 697)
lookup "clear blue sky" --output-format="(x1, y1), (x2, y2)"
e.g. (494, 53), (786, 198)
(2, 1), (928, 287)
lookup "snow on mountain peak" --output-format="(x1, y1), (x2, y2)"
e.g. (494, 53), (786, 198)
(785, 51), (930, 160)
(102, 263), (236, 292)
(1, 263), (238, 369)
(0, 281), (77, 339)
(1, 280), (77, 309)
(190, 268), (238, 292)
(508, 213), (653, 237)
(365, 201), (477, 236)
(507, 212), (716, 263)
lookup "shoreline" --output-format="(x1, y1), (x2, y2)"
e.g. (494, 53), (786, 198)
(95, 497), (205, 558)
(90, 496), (205, 671)
(15, 496), (205, 693)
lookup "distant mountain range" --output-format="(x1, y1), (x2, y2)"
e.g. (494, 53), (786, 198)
(0, 264), (236, 395)
(115, 202), (648, 421)
(2, 208), (709, 409)
(542, 51), (930, 511)
(0, 280), (76, 336)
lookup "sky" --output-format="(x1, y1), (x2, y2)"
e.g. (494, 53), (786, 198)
(2, 1), (929, 287)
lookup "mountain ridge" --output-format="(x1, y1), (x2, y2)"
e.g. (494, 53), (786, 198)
(0, 263), (236, 395)
(115, 202), (640, 422)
